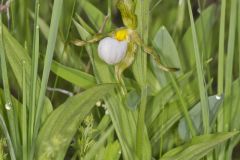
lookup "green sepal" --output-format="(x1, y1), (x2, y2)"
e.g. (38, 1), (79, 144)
(115, 42), (137, 81)
(117, 0), (138, 29)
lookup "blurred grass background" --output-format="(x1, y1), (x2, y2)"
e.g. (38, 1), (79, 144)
(0, 0), (240, 160)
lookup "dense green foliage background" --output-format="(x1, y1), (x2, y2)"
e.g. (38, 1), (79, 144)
(0, 0), (239, 159)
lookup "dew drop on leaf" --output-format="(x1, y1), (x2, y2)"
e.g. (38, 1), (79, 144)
(5, 102), (12, 110)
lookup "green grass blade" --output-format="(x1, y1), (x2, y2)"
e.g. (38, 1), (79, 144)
(0, 113), (16, 160)
(173, 0), (186, 41)
(29, 1), (40, 154)
(187, 0), (210, 134)
(167, 74), (197, 137)
(217, 0), (226, 96)
(216, 4), (227, 159)
(50, 0), (77, 101)
(22, 61), (27, 160)
(180, 5), (217, 71)
(0, 13), (19, 157)
(150, 93), (199, 145)
(34, 0), (63, 136)
(161, 132), (239, 160)
(135, 0), (151, 159)
(136, 86), (151, 160)
(223, 0), (237, 131)
(133, 0), (148, 86)
(146, 71), (193, 125)
(238, 0), (240, 75)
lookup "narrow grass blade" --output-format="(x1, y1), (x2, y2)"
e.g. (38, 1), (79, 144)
(0, 113), (16, 160)
(216, 5), (226, 159)
(161, 132), (239, 160)
(146, 71), (193, 125)
(0, 13), (19, 157)
(180, 5), (217, 71)
(29, 1), (40, 155)
(34, 0), (63, 136)
(150, 93), (199, 145)
(187, 0), (210, 134)
(134, 1), (151, 159)
(217, 0), (226, 95)
(22, 61), (27, 160)
(223, 0), (237, 131)
(238, 0), (240, 75)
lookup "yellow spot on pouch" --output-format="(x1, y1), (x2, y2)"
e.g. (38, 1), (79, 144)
(115, 29), (128, 41)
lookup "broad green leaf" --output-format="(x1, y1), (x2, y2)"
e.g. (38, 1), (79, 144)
(161, 132), (238, 160)
(178, 95), (224, 141)
(51, 60), (96, 89)
(152, 26), (182, 86)
(3, 25), (31, 92)
(35, 84), (115, 160)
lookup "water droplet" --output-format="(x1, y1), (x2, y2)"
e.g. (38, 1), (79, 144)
(96, 101), (101, 107)
(5, 102), (12, 110)
(216, 95), (221, 100)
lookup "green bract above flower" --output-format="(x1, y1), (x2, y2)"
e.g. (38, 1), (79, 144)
(98, 37), (128, 65)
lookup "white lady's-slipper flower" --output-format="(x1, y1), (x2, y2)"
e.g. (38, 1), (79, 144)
(98, 29), (128, 65)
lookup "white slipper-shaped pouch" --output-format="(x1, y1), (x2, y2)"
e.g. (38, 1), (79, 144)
(98, 37), (128, 65)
